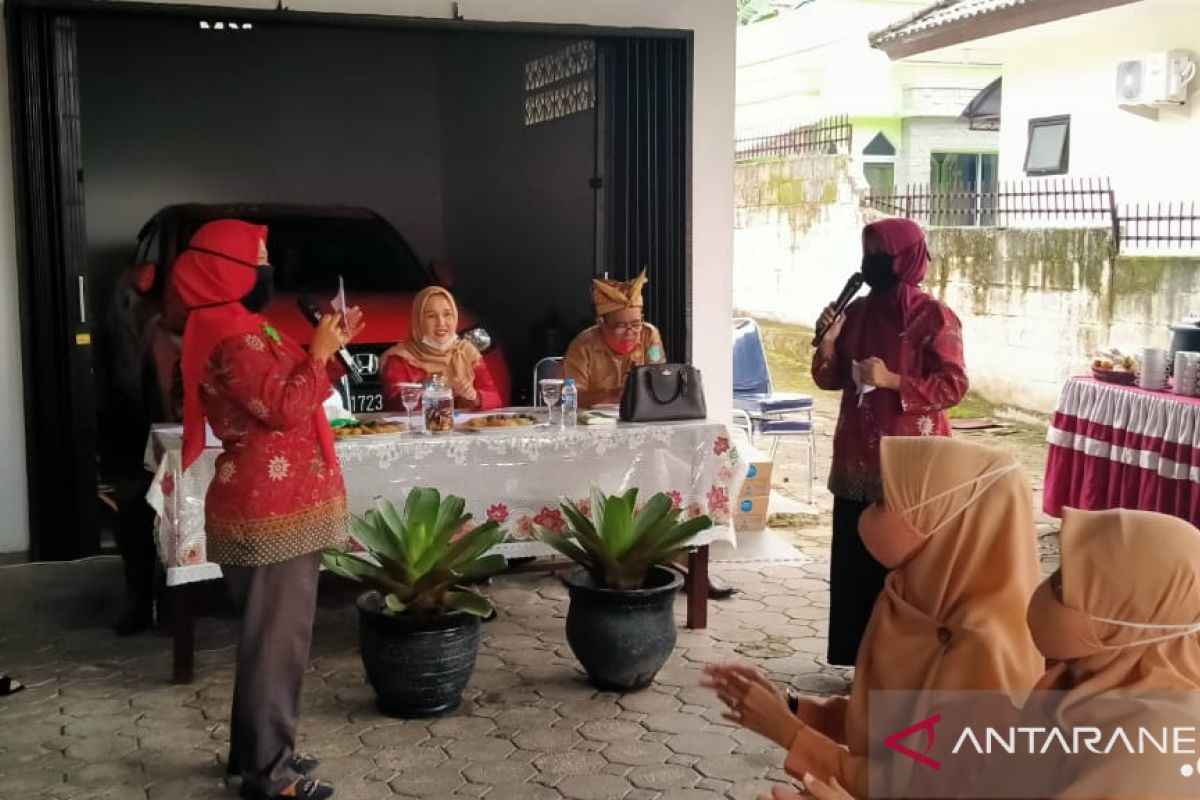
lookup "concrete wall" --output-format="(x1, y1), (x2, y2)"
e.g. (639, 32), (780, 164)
(733, 155), (871, 329)
(734, 154), (1200, 414)
(897, 117), (998, 188)
(977, 0), (1200, 201)
(0, 0), (735, 554)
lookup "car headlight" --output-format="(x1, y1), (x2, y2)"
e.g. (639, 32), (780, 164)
(462, 326), (493, 353)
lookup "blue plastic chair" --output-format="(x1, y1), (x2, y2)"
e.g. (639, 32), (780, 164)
(732, 318), (816, 500)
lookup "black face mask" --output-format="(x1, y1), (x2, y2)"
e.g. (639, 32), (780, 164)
(240, 263), (275, 313)
(861, 252), (897, 290)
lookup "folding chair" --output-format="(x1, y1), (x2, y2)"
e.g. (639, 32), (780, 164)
(732, 317), (816, 500)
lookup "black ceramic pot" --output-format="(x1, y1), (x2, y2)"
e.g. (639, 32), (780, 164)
(562, 565), (683, 691)
(356, 591), (481, 717)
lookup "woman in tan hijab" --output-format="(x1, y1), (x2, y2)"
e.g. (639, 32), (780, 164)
(1018, 507), (1200, 798)
(705, 437), (1044, 799)
(563, 270), (666, 408)
(382, 286), (501, 411)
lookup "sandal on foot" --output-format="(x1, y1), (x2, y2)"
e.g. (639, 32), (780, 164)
(0, 675), (25, 696)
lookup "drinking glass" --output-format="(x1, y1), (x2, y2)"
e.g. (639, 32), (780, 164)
(540, 379), (563, 427)
(398, 382), (423, 431)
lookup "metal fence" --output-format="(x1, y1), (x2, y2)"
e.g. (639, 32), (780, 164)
(864, 179), (1117, 233)
(1120, 202), (1200, 253)
(735, 115), (853, 160)
(865, 178), (1200, 254)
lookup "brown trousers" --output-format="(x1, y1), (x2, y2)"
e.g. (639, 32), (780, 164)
(223, 551), (321, 795)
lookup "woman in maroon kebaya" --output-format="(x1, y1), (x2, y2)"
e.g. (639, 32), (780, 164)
(812, 218), (968, 667)
(176, 219), (363, 800)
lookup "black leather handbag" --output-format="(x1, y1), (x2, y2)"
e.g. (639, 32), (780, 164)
(619, 364), (707, 422)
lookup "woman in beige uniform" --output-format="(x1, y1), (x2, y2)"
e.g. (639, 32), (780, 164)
(563, 270), (665, 408)
(563, 270), (732, 598)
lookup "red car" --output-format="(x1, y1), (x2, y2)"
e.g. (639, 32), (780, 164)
(109, 203), (511, 424)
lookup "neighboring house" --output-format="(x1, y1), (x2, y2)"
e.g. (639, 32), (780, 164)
(870, 0), (1199, 207)
(736, 0), (1001, 196)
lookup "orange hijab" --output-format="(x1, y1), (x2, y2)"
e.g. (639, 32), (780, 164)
(1029, 507), (1200, 694)
(848, 437), (1044, 754)
(382, 287), (481, 387)
(1019, 509), (1200, 798)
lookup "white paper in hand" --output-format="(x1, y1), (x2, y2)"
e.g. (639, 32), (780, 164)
(331, 275), (347, 316)
(852, 360), (876, 407)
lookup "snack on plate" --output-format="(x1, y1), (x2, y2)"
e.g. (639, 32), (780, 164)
(465, 414), (537, 429)
(331, 420), (407, 438)
(1092, 348), (1138, 373)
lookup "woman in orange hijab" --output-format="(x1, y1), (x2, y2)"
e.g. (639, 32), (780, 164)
(705, 437), (1044, 799)
(1017, 507), (1200, 798)
(381, 286), (501, 412)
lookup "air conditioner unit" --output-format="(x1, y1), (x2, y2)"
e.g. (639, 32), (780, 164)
(1116, 50), (1196, 106)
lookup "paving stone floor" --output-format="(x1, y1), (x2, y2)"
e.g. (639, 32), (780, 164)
(0, 556), (852, 800)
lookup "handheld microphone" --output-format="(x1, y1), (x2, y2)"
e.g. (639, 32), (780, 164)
(297, 296), (364, 385)
(811, 273), (865, 348)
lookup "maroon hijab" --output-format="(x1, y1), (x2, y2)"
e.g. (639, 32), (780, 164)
(844, 217), (932, 368)
(841, 218), (935, 445)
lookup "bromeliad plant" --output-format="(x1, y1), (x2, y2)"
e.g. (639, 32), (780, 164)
(322, 488), (507, 618)
(534, 487), (713, 591)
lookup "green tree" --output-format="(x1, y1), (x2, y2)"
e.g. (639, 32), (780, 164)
(737, 0), (778, 25)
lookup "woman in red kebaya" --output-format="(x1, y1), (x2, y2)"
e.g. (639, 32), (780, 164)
(175, 219), (363, 800)
(380, 286), (501, 412)
(812, 217), (968, 668)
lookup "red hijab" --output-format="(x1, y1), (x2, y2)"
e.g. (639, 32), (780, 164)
(175, 220), (335, 472)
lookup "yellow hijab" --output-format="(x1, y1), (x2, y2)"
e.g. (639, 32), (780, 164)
(382, 287), (480, 386)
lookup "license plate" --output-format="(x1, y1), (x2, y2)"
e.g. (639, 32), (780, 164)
(350, 393), (384, 414)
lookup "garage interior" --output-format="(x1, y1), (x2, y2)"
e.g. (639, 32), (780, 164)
(9, 2), (691, 559)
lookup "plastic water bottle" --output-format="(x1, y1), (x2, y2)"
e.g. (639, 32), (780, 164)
(561, 378), (578, 429)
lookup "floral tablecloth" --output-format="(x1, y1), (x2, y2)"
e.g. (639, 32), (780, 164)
(146, 420), (747, 586)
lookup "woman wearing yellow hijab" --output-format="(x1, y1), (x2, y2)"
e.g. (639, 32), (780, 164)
(563, 270), (666, 408)
(705, 437), (1044, 799)
(382, 287), (501, 411)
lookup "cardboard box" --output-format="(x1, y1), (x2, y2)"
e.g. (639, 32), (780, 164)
(739, 459), (774, 499)
(734, 511), (769, 533)
(734, 493), (771, 532)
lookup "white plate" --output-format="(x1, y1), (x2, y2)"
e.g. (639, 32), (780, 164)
(457, 413), (542, 434)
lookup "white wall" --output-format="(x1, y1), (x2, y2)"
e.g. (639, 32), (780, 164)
(977, 0), (1200, 201)
(734, 155), (869, 328)
(0, 0), (734, 553)
(735, 0), (998, 134)
(0, 17), (29, 554)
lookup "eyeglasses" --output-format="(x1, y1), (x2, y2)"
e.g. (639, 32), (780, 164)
(608, 320), (644, 335)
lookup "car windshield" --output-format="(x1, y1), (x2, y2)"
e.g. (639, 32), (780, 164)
(182, 215), (430, 294)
